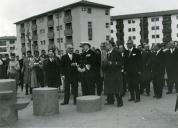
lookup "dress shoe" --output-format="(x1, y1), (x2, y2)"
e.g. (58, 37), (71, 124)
(128, 98), (134, 101)
(117, 102), (123, 107)
(135, 99), (140, 103)
(60, 102), (68, 105)
(166, 92), (172, 95)
(104, 102), (114, 105)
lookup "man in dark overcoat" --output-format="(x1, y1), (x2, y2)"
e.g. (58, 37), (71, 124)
(103, 41), (123, 107)
(124, 40), (142, 103)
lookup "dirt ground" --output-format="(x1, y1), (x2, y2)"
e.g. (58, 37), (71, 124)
(5, 88), (178, 128)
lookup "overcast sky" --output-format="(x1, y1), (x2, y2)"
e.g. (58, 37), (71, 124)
(0, 0), (178, 36)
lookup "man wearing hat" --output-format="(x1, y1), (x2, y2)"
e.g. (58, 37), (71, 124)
(124, 40), (142, 103)
(78, 42), (97, 96)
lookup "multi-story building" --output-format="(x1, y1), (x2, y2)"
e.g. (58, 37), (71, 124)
(15, 0), (113, 56)
(0, 36), (19, 56)
(111, 10), (178, 47)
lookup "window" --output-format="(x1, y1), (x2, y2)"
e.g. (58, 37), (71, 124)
(106, 23), (109, 28)
(132, 20), (135, 23)
(133, 36), (136, 40)
(151, 17), (159, 22)
(0, 41), (6, 46)
(10, 46), (15, 50)
(156, 26), (159, 30)
(88, 22), (92, 40)
(128, 20), (132, 24)
(57, 38), (60, 43)
(152, 35), (155, 39)
(152, 26), (155, 30)
(110, 21), (113, 25)
(40, 29), (45, 34)
(132, 28), (136, 32)
(105, 9), (109, 15)
(56, 26), (60, 31)
(61, 38), (63, 43)
(10, 40), (15, 44)
(177, 24), (178, 28)
(128, 28), (132, 32)
(177, 33), (178, 37)
(39, 18), (44, 23)
(111, 29), (114, 33)
(128, 36), (132, 40)
(156, 17), (159, 21)
(156, 35), (160, 38)
(0, 47), (7, 52)
(82, 8), (86, 11)
(41, 40), (46, 45)
(87, 8), (92, 14)
(177, 16), (178, 19)
(106, 35), (110, 41)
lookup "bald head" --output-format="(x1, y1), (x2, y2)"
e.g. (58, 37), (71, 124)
(66, 44), (74, 54)
(126, 40), (134, 50)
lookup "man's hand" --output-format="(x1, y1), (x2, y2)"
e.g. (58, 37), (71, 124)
(108, 61), (112, 65)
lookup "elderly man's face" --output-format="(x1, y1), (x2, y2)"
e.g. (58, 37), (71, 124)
(127, 40), (134, 50)
(48, 50), (54, 58)
(66, 45), (74, 54)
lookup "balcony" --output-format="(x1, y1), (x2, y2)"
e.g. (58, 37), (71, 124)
(64, 16), (72, 23)
(64, 29), (73, 36)
(31, 24), (37, 31)
(48, 31), (54, 39)
(20, 28), (25, 33)
(21, 37), (25, 43)
(47, 20), (54, 27)
(32, 35), (38, 41)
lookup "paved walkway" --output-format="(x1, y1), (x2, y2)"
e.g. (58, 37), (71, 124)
(6, 88), (178, 128)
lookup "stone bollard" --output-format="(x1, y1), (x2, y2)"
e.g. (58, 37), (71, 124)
(0, 79), (29, 127)
(0, 91), (17, 126)
(33, 87), (59, 116)
(76, 96), (102, 113)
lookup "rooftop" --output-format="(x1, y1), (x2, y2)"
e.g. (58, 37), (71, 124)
(112, 9), (178, 20)
(0, 36), (17, 40)
(14, 0), (113, 24)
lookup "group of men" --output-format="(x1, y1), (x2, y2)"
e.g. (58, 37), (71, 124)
(0, 39), (178, 108)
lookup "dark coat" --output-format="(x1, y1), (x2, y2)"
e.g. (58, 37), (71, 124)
(103, 48), (123, 94)
(124, 48), (142, 77)
(164, 48), (178, 76)
(44, 57), (61, 87)
(61, 53), (80, 81)
(151, 50), (165, 77)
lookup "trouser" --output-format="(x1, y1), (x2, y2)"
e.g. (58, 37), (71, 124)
(25, 84), (32, 95)
(127, 76), (140, 100)
(106, 94), (123, 105)
(81, 73), (95, 96)
(63, 79), (78, 104)
(153, 74), (164, 98)
(122, 72), (127, 94)
(95, 76), (103, 96)
(140, 80), (151, 95)
(167, 73), (178, 93)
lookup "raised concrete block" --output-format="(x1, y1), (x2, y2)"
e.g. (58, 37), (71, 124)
(0, 91), (17, 127)
(76, 96), (102, 113)
(33, 87), (59, 116)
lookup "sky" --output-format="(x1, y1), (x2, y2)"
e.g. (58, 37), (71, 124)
(0, 0), (178, 36)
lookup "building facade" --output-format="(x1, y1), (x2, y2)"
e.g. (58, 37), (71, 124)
(111, 10), (178, 47)
(0, 36), (19, 56)
(15, 0), (113, 56)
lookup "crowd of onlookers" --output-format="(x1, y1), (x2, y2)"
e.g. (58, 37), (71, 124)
(0, 40), (178, 107)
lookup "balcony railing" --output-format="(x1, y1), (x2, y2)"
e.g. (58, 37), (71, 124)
(64, 29), (73, 36)
(47, 20), (54, 27)
(32, 35), (38, 41)
(21, 37), (25, 43)
(64, 16), (72, 23)
(48, 31), (54, 39)
(31, 24), (37, 31)
(20, 28), (25, 33)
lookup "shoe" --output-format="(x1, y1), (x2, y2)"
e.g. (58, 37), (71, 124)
(166, 92), (172, 95)
(60, 102), (68, 105)
(117, 103), (123, 107)
(135, 99), (140, 103)
(146, 93), (150, 96)
(104, 102), (114, 105)
(128, 98), (134, 101)
(153, 96), (157, 98)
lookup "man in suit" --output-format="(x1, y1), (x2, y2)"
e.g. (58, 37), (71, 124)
(124, 40), (142, 103)
(140, 44), (152, 96)
(78, 42), (97, 96)
(151, 43), (165, 99)
(164, 41), (178, 94)
(61, 44), (80, 105)
(22, 51), (33, 95)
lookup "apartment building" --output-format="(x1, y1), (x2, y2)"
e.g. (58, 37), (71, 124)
(15, 0), (113, 56)
(111, 10), (178, 47)
(0, 36), (19, 56)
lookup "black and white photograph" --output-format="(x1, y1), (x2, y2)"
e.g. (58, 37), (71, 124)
(0, 0), (178, 127)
